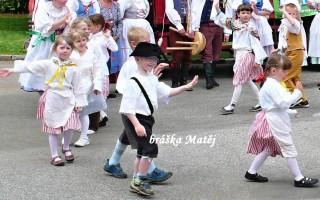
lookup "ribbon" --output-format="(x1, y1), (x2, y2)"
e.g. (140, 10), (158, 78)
(45, 60), (77, 89)
(26, 31), (55, 47)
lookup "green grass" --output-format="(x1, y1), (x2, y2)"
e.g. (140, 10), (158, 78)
(0, 14), (30, 55)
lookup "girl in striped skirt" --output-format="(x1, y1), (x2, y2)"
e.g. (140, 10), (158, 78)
(0, 36), (87, 166)
(245, 54), (318, 187)
(211, 2), (267, 115)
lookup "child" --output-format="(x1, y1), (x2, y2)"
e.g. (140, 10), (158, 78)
(19, 0), (73, 92)
(0, 36), (87, 166)
(307, 0), (320, 65)
(211, 1), (267, 114)
(272, 3), (309, 108)
(103, 27), (172, 183)
(88, 14), (118, 130)
(69, 29), (106, 147)
(119, 42), (198, 196)
(245, 54), (318, 187)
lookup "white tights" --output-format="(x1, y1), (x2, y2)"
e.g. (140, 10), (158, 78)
(225, 80), (260, 109)
(248, 150), (304, 181)
(80, 115), (89, 139)
(49, 129), (74, 158)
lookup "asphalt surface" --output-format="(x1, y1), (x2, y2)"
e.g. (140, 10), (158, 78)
(1, 60), (320, 200)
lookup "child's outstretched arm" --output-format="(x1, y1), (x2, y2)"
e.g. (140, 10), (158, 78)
(169, 75), (198, 97)
(126, 114), (147, 137)
(281, 6), (296, 26)
(0, 68), (14, 77)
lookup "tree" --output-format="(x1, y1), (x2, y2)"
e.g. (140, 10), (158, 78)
(0, 0), (28, 13)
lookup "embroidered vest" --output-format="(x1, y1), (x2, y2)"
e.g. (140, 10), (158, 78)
(201, 0), (225, 22)
(243, 0), (263, 11)
(76, 0), (95, 18)
(173, 0), (188, 23)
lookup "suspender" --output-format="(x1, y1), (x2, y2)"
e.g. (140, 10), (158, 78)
(130, 77), (154, 115)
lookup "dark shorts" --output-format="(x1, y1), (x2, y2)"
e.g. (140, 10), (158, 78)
(121, 114), (158, 158)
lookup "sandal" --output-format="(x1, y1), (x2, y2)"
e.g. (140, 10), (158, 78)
(62, 148), (74, 162)
(51, 156), (65, 166)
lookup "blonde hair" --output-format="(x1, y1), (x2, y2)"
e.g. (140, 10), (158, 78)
(71, 18), (93, 29)
(127, 27), (150, 44)
(69, 29), (88, 42)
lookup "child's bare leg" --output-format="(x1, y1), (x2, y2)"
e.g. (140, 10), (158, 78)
(137, 156), (152, 177)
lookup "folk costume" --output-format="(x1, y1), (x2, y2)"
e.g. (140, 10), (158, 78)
(14, 57), (87, 133)
(67, 0), (100, 18)
(118, 0), (155, 67)
(19, 1), (73, 92)
(165, 0), (206, 88)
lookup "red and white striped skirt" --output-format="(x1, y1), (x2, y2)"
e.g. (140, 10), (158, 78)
(247, 110), (282, 157)
(233, 53), (263, 86)
(37, 90), (81, 134)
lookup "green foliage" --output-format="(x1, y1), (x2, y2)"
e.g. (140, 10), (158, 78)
(0, 0), (28, 13)
(0, 14), (30, 55)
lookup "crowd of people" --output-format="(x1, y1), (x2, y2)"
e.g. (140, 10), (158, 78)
(1, 0), (320, 196)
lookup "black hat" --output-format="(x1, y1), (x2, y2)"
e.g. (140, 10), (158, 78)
(130, 42), (161, 57)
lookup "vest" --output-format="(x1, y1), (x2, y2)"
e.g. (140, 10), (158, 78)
(243, 0), (263, 11)
(76, 0), (95, 18)
(173, 0), (188, 23)
(201, 0), (225, 23)
(286, 31), (304, 51)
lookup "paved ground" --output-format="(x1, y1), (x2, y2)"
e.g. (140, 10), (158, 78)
(1, 60), (320, 200)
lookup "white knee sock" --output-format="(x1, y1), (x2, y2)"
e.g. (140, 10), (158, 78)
(49, 134), (59, 158)
(248, 150), (272, 174)
(287, 157), (304, 181)
(109, 140), (128, 165)
(80, 115), (89, 139)
(225, 84), (243, 110)
(63, 129), (74, 150)
(100, 110), (107, 120)
(246, 80), (260, 106)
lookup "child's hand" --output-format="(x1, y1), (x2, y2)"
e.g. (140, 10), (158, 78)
(74, 107), (82, 112)
(93, 89), (101, 95)
(153, 63), (168, 78)
(295, 81), (303, 91)
(135, 124), (147, 137)
(0, 68), (14, 77)
(271, 48), (280, 54)
(185, 75), (199, 90)
(224, 35), (230, 42)
(104, 29), (111, 37)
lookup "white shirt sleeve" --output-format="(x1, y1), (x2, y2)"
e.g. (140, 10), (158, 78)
(282, 18), (300, 35)
(190, 0), (206, 32)
(165, 0), (184, 31)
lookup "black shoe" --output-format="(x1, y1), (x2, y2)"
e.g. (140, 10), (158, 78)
(294, 177), (318, 187)
(291, 100), (309, 108)
(249, 106), (262, 112)
(107, 93), (117, 99)
(212, 79), (219, 87)
(317, 83), (320, 87)
(99, 116), (108, 127)
(219, 107), (234, 115)
(206, 83), (214, 90)
(245, 171), (268, 182)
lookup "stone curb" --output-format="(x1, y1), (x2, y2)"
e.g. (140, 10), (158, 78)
(0, 55), (25, 61)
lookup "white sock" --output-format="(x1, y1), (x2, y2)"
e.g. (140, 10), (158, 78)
(49, 134), (59, 158)
(225, 84), (243, 110)
(287, 157), (304, 181)
(147, 161), (157, 174)
(80, 115), (89, 139)
(100, 110), (107, 120)
(246, 80), (260, 101)
(109, 140), (128, 166)
(63, 129), (74, 155)
(248, 150), (272, 174)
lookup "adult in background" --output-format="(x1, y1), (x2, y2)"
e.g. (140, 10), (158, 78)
(67, 0), (100, 18)
(200, 0), (230, 89)
(165, 0), (206, 89)
(117, 0), (155, 67)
